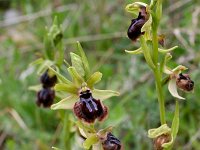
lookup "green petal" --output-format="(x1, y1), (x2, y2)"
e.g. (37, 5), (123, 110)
(141, 15), (152, 33)
(92, 89), (120, 101)
(51, 95), (78, 110)
(125, 47), (143, 55)
(54, 83), (78, 94)
(83, 134), (99, 150)
(67, 67), (84, 86)
(158, 46), (178, 53)
(168, 78), (185, 100)
(48, 66), (72, 84)
(77, 41), (90, 79)
(70, 52), (85, 78)
(148, 124), (171, 138)
(86, 72), (102, 89)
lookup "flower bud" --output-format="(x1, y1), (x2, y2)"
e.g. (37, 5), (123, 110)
(73, 89), (108, 123)
(176, 73), (194, 92)
(102, 132), (121, 150)
(37, 88), (55, 108)
(127, 7), (148, 41)
(153, 134), (171, 150)
(40, 70), (57, 88)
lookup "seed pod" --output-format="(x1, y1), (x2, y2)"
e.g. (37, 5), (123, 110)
(40, 70), (57, 88)
(127, 7), (148, 41)
(37, 88), (55, 108)
(73, 89), (108, 123)
(176, 73), (194, 92)
(153, 134), (171, 150)
(102, 132), (121, 150)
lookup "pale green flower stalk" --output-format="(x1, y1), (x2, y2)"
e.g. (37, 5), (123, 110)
(125, 0), (194, 149)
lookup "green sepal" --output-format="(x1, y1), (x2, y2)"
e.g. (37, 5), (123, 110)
(54, 83), (78, 95)
(29, 58), (44, 66)
(51, 95), (78, 110)
(92, 89), (120, 101)
(77, 41), (90, 79)
(70, 52), (85, 78)
(52, 147), (62, 150)
(37, 60), (54, 75)
(28, 84), (42, 92)
(125, 2), (147, 15)
(168, 78), (185, 100)
(67, 67), (84, 86)
(158, 46), (178, 53)
(125, 47), (143, 55)
(86, 72), (102, 89)
(141, 15), (152, 33)
(48, 66), (72, 84)
(83, 134), (99, 150)
(148, 124), (171, 139)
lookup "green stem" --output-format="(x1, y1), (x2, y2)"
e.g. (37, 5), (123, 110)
(63, 112), (71, 149)
(154, 68), (166, 124)
(152, 28), (158, 64)
(151, 0), (166, 125)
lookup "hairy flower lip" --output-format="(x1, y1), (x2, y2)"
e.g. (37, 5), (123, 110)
(127, 7), (148, 41)
(73, 89), (108, 123)
(102, 132), (122, 150)
(176, 73), (194, 92)
(37, 88), (55, 108)
(153, 134), (171, 150)
(40, 70), (57, 88)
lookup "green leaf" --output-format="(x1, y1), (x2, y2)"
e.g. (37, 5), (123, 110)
(51, 95), (78, 110)
(158, 46), (178, 53)
(92, 89), (120, 101)
(47, 66), (72, 84)
(171, 100), (179, 139)
(83, 134), (99, 150)
(77, 41), (90, 79)
(125, 47), (143, 55)
(70, 52), (85, 77)
(54, 83), (78, 94)
(86, 72), (102, 89)
(168, 78), (185, 100)
(68, 67), (84, 86)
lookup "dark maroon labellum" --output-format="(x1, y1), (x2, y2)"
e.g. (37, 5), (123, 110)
(40, 70), (57, 88)
(73, 89), (108, 123)
(127, 7), (148, 41)
(37, 88), (55, 108)
(176, 73), (194, 92)
(153, 134), (171, 150)
(102, 132), (121, 150)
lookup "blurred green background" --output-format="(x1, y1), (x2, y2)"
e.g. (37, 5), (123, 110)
(0, 0), (200, 149)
